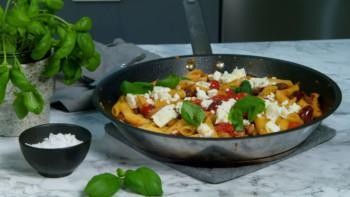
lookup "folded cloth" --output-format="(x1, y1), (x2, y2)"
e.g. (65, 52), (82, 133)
(51, 39), (161, 112)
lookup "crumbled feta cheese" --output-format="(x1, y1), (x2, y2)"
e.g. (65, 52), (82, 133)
(184, 97), (193, 101)
(209, 71), (222, 81)
(221, 67), (246, 83)
(196, 81), (210, 89)
(197, 123), (215, 137)
(151, 105), (178, 127)
(265, 121), (280, 133)
(215, 98), (236, 124)
(281, 100), (289, 106)
(126, 94), (138, 109)
(170, 93), (180, 102)
(175, 101), (183, 113)
(151, 86), (172, 101)
(243, 119), (250, 126)
(201, 99), (213, 109)
(280, 103), (301, 118)
(249, 77), (271, 89)
(207, 89), (218, 97)
(196, 88), (209, 100)
(144, 93), (154, 105)
(265, 100), (282, 122)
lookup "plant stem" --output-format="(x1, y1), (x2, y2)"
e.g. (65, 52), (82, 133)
(37, 13), (72, 27)
(2, 0), (12, 22)
(2, 37), (7, 63)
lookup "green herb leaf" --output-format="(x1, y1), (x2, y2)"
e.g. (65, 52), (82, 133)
(120, 81), (153, 94)
(31, 31), (52, 60)
(235, 80), (252, 94)
(156, 74), (181, 88)
(228, 96), (265, 131)
(181, 101), (205, 127)
(45, 0), (64, 10)
(12, 93), (28, 119)
(6, 6), (31, 28)
(10, 66), (35, 92)
(84, 173), (121, 197)
(228, 108), (243, 131)
(28, 0), (40, 17)
(77, 33), (95, 57)
(42, 58), (61, 78)
(124, 167), (163, 196)
(74, 16), (93, 32)
(27, 21), (45, 36)
(54, 30), (77, 59)
(0, 64), (10, 104)
(62, 58), (82, 85)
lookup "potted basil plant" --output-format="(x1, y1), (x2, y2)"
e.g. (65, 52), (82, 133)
(0, 0), (100, 136)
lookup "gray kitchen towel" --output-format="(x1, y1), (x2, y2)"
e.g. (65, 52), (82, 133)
(51, 39), (161, 112)
(104, 123), (335, 184)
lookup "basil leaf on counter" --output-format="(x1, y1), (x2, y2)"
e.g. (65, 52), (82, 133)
(156, 74), (181, 88)
(120, 81), (153, 94)
(235, 80), (252, 95)
(84, 173), (121, 197)
(124, 167), (163, 196)
(229, 96), (265, 131)
(181, 101), (205, 127)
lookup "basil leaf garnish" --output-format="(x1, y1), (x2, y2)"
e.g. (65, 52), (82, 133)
(84, 173), (122, 197)
(181, 101), (205, 127)
(120, 81), (153, 94)
(235, 80), (252, 94)
(124, 167), (163, 196)
(228, 96), (265, 131)
(156, 74), (181, 88)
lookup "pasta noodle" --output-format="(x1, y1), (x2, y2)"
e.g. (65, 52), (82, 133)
(112, 68), (322, 138)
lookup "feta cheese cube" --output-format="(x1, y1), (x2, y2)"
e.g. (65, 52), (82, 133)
(151, 86), (172, 101)
(126, 94), (137, 109)
(215, 98), (236, 124)
(209, 71), (222, 81)
(265, 100), (282, 122)
(220, 67), (246, 83)
(196, 81), (210, 89)
(201, 99), (213, 109)
(243, 119), (250, 126)
(175, 101), (183, 113)
(265, 121), (280, 133)
(280, 103), (301, 118)
(249, 77), (270, 89)
(196, 88), (209, 100)
(207, 89), (218, 97)
(151, 105), (178, 127)
(197, 123), (215, 137)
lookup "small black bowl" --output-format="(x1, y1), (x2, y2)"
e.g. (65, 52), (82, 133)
(19, 123), (91, 178)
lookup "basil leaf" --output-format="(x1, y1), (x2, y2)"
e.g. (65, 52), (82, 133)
(0, 64), (10, 104)
(156, 74), (181, 88)
(6, 6), (31, 28)
(229, 96), (265, 131)
(235, 80), (252, 94)
(12, 93), (28, 119)
(181, 101), (205, 127)
(84, 173), (121, 197)
(228, 108), (243, 131)
(23, 92), (41, 114)
(124, 167), (163, 196)
(120, 81), (153, 94)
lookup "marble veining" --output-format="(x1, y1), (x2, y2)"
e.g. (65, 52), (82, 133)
(0, 39), (350, 197)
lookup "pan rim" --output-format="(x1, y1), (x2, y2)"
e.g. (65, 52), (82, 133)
(93, 53), (342, 141)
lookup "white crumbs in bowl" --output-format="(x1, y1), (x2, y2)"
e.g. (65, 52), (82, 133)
(26, 133), (83, 149)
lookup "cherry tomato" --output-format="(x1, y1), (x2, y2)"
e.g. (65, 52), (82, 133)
(139, 104), (154, 117)
(209, 80), (220, 89)
(215, 123), (235, 136)
(233, 92), (248, 100)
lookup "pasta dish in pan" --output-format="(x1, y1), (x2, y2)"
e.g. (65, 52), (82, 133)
(112, 68), (322, 138)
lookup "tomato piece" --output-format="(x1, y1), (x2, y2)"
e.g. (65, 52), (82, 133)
(139, 104), (154, 117)
(191, 98), (202, 106)
(233, 92), (248, 100)
(207, 100), (222, 111)
(212, 94), (228, 101)
(225, 88), (235, 98)
(288, 121), (302, 129)
(209, 80), (220, 89)
(215, 123), (235, 136)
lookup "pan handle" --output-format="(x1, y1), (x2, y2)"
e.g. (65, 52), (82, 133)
(183, 0), (212, 56)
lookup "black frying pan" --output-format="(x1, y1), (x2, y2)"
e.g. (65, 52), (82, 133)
(92, 0), (341, 166)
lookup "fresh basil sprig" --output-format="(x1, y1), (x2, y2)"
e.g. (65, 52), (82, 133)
(181, 101), (205, 127)
(235, 80), (252, 94)
(84, 166), (163, 197)
(156, 74), (181, 88)
(228, 96), (265, 131)
(120, 81), (153, 94)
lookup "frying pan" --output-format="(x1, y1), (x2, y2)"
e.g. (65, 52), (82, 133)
(93, 0), (341, 166)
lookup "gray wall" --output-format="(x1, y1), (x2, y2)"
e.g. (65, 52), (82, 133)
(58, 0), (220, 44)
(222, 0), (350, 42)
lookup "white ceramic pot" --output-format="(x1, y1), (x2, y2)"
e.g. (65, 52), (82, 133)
(0, 58), (54, 136)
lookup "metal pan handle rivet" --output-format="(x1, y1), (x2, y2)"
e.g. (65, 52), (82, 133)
(185, 59), (196, 71)
(215, 61), (225, 70)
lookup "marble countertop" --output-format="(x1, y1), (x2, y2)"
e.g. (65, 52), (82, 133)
(1, 39), (350, 197)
